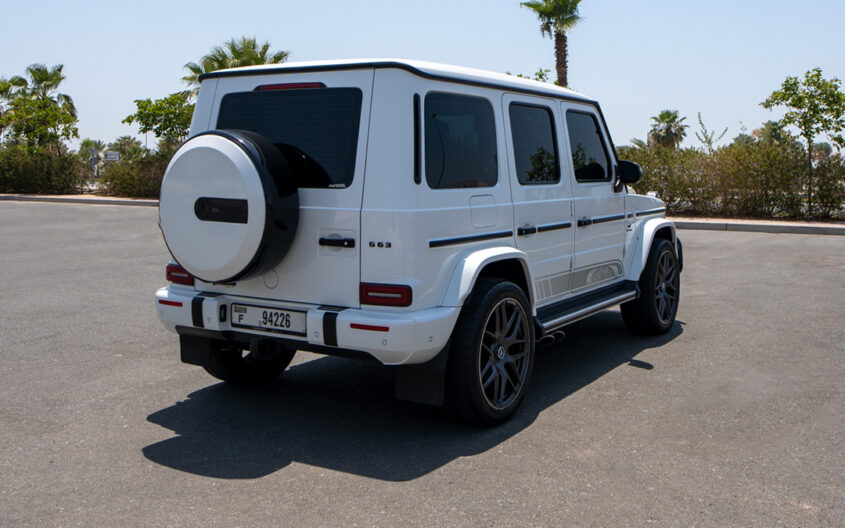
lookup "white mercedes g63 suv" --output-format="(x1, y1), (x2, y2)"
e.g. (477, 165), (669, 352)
(155, 59), (682, 425)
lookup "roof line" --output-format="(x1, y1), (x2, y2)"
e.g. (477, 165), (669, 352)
(198, 61), (597, 106)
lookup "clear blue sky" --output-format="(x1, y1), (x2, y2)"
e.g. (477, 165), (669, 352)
(2, 0), (843, 150)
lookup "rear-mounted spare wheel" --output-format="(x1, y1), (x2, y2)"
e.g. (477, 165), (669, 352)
(159, 129), (299, 283)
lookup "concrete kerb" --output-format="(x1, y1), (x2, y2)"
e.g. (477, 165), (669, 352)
(0, 194), (157, 207)
(2, 193), (843, 236)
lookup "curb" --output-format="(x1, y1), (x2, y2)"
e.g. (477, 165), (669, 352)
(0, 194), (157, 207)
(2, 194), (843, 236)
(672, 220), (845, 236)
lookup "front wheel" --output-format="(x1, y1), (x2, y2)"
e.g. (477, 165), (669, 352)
(621, 238), (680, 334)
(446, 278), (535, 426)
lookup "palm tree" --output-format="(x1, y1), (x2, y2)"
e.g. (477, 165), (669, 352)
(521, 0), (582, 87)
(78, 138), (106, 177)
(183, 36), (290, 96)
(648, 110), (688, 149)
(10, 64), (76, 117)
(108, 135), (147, 161)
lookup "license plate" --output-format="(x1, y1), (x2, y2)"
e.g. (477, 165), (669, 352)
(230, 303), (307, 337)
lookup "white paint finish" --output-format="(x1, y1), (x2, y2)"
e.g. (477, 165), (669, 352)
(360, 70), (515, 310)
(196, 69), (375, 307)
(159, 134), (267, 283)
(502, 92), (574, 306)
(625, 216), (675, 282)
(469, 195), (497, 228)
(157, 60), (679, 365)
(559, 101), (626, 291)
(441, 246), (531, 309)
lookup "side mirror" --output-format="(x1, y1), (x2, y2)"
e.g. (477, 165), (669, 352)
(618, 160), (642, 185)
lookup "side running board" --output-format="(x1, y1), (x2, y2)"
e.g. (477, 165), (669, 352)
(535, 281), (639, 335)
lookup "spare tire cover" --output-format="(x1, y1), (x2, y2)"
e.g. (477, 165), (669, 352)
(159, 130), (299, 283)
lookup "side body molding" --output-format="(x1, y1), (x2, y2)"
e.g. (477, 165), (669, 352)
(441, 246), (532, 310)
(626, 217), (677, 282)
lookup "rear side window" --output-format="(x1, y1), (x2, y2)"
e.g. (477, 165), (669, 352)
(565, 111), (610, 182)
(217, 88), (362, 189)
(509, 103), (560, 185)
(424, 93), (497, 189)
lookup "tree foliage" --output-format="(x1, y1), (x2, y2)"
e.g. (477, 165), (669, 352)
(0, 64), (78, 149)
(122, 93), (194, 146)
(183, 36), (289, 96)
(520, 0), (582, 87)
(648, 110), (688, 149)
(761, 68), (845, 215)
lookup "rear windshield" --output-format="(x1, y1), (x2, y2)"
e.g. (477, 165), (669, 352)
(216, 88), (363, 189)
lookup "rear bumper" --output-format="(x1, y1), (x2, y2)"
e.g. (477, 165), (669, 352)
(155, 286), (459, 365)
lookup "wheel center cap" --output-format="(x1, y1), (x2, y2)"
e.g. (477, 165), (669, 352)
(496, 346), (506, 360)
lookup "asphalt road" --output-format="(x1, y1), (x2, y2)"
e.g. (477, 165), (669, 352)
(1, 201), (843, 527)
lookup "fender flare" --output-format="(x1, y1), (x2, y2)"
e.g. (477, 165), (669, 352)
(441, 246), (532, 310)
(626, 218), (677, 282)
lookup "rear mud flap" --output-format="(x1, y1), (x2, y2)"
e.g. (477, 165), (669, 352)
(394, 341), (450, 407)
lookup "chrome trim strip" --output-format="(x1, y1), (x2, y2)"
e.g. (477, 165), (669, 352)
(539, 290), (638, 333)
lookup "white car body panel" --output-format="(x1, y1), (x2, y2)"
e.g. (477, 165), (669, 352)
(156, 59), (676, 367)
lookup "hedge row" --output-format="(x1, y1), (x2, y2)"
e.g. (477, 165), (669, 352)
(100, 151), (171, 198)
(618, 142), (845, 219)
(0, 146), (85, 194)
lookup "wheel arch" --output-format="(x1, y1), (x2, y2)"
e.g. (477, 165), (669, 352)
(626, 218), (677, 282)
(441, 246), (533, 312)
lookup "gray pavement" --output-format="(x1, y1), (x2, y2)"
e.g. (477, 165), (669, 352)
(0, 201), (843, 527)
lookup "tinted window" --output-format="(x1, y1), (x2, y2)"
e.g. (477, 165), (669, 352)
(217, 88), (362, 189)
(566, 111), (610, 182)
(509, 103), (560, 185)
(425, 93), (497, 189)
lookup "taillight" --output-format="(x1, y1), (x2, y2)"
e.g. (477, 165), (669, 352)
(254, 82), (326, 91)
(360, 283), (412, 307)
(166, 263), (194, 286)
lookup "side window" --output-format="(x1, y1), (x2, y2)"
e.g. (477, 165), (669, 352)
(424, 92), (497, 189)
(509, 103), (560, 185)
(565, 110), (610, 182)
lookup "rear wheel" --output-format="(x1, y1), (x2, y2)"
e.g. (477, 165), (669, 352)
(621, 238), (680, 334)
(203, 342), (295, 385)
(446, 278), (535, 426)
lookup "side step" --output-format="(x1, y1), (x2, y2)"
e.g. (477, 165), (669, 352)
(536, 281), (639, 335)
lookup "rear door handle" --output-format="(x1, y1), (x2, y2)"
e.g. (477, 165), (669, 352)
(319, 237), (356, 248)
(577, 217), (593, 227)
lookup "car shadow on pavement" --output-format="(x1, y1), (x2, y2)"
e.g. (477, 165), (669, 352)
(143, 312), (683, 481)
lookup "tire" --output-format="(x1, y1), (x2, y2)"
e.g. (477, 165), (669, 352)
(446, 278), (535, 426)
(203, 341), (295, 385)
(621, 238), (680, 335)
(159, 129), (300, 283)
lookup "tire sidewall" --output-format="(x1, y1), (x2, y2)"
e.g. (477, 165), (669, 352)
(452, 279), (535, 424)
(642, 239), (680, 332)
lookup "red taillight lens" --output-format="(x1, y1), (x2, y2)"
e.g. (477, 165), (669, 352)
(166, 263), (194, 286)
(360, 283), (412, 307)
(255, 82), (326, 91)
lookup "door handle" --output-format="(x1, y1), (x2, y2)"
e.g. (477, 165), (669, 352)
(577, 217), (593, 227)
(517, 226), (538, 236)
(319, 237), (356, 248)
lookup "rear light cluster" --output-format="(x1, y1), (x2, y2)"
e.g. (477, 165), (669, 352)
(166, 263), (195, 286)
(359, 283), (412, 307)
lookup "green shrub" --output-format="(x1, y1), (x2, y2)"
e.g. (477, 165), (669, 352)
(0, 145), (85, 194)
(618, 141), (843, 219)
(815, 153), (845, 218)
(101, 151), (171, 198)
(714, 142), (804, 217)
